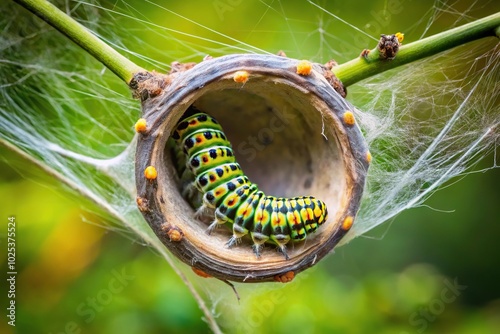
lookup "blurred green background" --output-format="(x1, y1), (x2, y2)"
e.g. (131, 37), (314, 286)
(1, 1), (499, 333)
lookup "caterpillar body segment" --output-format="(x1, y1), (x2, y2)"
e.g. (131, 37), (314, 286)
(194, 163), (244, 193)
(171, 108), (328, 259)
(171, 112), (221, 142)
(182, 129), (229, 158)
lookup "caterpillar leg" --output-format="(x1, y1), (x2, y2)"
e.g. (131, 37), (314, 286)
(226, 224), (248, 248)
(277, 245), (289, 260)
(207, 220), (224, 235)
(225, 235), (241, 248)
(194, 204), (211, 220)
(187, 191), (203, 210)
(182, 181), (198, 200)
(250, 232), (269, 258)
(252, 244), (263, 258)
(271, 234), (291, 260)
(195, 189), (219, 221)
(206, 208), (228, 235)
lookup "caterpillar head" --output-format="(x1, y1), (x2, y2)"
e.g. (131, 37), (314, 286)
(303, 197), (328, 234)
(318, 199), (328, 225)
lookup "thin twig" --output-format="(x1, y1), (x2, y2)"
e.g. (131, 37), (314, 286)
(333, 12), (500, 87)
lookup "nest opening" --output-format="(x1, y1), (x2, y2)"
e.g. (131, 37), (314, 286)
(136, 54), (368, 281)
(158, 77), (347, 262)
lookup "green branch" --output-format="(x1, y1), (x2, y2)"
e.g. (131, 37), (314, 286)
(13, 0), (145, 84)
(12, 1), (500, 91)
(333, 12), (500, 87)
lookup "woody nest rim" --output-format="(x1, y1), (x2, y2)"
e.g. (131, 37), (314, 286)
(133, 54), (369, 283)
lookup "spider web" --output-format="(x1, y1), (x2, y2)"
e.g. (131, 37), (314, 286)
(0, 0), (498, 332)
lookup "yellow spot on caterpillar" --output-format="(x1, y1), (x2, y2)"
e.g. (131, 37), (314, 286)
(256, 212), (263, 221)
(366, 151), (372, 163)
(144, 166), (157, 180)
(227, 194), (237, 207)
(395, 32), (404, 43)
(314, 206), (322, 217)
(343, 111), (356, 126)
(342, 216), (354, 231)
(134, 118), (147, 133)
(274, 271), (295, 283)
(261, 210), (270, 221)
(296, 60), (312, 76)
(192, 267), (211, 278)
(306, 208), (314, 220)
(233, 70), (249, 83)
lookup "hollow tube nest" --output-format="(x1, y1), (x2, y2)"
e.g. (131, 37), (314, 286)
(133, 54), (370, 283)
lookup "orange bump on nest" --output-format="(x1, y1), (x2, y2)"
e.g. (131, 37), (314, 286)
(136, 196), (149, 212)
(366, 151), (372, 163)
(274, 271), (295, 283)
(395, 32), (405, 43)
(233, 70), (249, 83)
(134, 118), (147, 133)
(343, 110), (356, 126)
(168, 229), (183, 242)
(144, 166), (157, 180)
(162, 224), (184, 242)
(192, 267), (211, 278)
(296, 60), (312, 76)
(342, 216), (354, 231)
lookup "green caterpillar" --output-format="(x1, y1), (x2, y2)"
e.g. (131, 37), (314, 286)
(171, 107), (328, 259)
